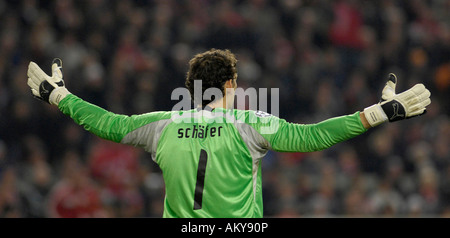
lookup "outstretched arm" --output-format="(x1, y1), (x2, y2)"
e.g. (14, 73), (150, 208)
(26, 59), (169, 145)
(57, 94), (159, 143)
(265, 112), (368, 152)
(252, 73), (431, 153)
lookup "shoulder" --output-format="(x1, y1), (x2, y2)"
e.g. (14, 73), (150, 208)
(134, 109), (195, 123)
(232, 109), (280, 124)
(230, 109), (287, 136)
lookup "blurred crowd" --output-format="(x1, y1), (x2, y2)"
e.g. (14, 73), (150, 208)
(0, 0), (449, 218)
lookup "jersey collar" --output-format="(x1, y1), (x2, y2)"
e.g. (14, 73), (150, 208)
(196, 105), (215, 112)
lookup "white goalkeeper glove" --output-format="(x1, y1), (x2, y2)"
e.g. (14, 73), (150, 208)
(363, 73), (431, 127)
(27, 58), (71, 105)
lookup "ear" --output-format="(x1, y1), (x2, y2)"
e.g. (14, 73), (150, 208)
(224, 79), (234, 89)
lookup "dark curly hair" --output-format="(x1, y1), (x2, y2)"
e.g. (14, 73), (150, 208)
(185, 48), (237, 106)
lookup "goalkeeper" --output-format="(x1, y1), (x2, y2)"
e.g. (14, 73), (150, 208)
(26, 49), (431, 218)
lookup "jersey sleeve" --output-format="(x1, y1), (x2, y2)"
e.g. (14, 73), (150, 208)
(246, 111), (368, 153)
(58, 94), (171, 144)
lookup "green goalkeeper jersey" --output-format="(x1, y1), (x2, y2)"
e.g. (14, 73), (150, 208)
(58, 94), (367, 218)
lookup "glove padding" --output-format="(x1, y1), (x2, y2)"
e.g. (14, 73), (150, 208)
(364, 73), (431, 127)
(27, 58), (70, 105)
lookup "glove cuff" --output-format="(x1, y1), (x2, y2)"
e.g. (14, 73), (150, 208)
(363, 104), (388, 127)
(49, 87), (71, 106)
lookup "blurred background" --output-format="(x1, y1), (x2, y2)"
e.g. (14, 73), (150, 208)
(0, 0), (449, 218)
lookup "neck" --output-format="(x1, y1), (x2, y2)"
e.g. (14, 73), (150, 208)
(200, 96), (234, 110)
(206, 99), (226, 109)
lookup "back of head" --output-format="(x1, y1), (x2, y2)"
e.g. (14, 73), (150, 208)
(185, 49), (237, 107)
